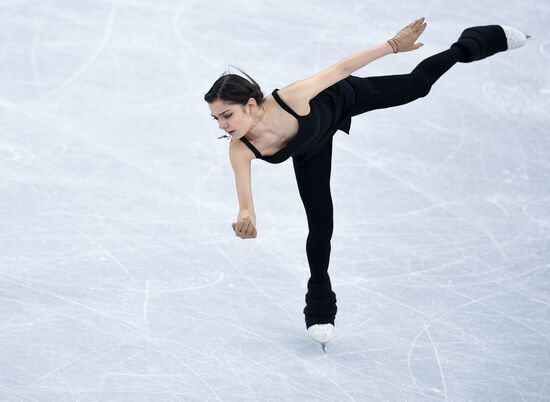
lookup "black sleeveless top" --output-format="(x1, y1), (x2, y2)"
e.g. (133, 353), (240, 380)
(239, 77), (358, 164)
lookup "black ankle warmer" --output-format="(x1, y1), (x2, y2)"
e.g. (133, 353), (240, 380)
(451, 25), (507, 63)
(303, 277), (337, 329)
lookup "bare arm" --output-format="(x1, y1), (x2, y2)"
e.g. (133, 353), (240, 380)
(229, 141), (257, 238)
(281, 18), (426, 103)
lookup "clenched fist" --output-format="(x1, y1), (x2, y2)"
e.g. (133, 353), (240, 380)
(387, 17), (427, 53)
(231, 216), (257, 239)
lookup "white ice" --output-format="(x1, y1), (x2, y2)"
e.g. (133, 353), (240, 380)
(1, 0), (549, 401)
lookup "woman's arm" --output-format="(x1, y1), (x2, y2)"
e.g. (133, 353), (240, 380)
(280, 18), (427, 104)
(229, 141), (257, 239)
(229, 142), (255, 214)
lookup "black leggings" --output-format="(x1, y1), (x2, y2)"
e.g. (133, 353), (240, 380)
(293, 47), (467, 327)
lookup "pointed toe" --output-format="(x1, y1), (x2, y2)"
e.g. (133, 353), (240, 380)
(500, 25), (529, 50)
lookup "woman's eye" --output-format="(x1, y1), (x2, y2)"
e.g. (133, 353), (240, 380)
(212, 115), (231, 121)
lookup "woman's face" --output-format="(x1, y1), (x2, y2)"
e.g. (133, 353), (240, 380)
(208, 99), (254, 140)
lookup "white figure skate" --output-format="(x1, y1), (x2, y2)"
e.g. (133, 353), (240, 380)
(308, 323), (335, 353)
(500, 26), (534, 50)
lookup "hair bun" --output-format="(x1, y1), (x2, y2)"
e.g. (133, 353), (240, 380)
(204, 65), (264, 106)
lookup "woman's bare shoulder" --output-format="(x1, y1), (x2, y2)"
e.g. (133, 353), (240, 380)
(229, 138), (256, 161)
(279, 63), (348, 105)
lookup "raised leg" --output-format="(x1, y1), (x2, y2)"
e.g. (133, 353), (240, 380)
(346, 46), (467, 116)
(345, 23), (531, 115)
(292, 137), (337, 329)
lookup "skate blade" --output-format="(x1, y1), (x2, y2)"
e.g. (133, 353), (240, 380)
(321, 343), (327, 354)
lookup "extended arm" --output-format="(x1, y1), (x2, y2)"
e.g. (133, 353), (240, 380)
(339, 17), (427, 75)
(282, 18), (427, 103)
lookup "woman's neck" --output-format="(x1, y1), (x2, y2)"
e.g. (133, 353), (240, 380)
(245, 99), (276, 142)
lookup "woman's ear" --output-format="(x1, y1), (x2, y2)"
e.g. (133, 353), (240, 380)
(247, 98), (258, 114)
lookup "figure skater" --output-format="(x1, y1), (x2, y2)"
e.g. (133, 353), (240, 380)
(204, 19), (532, 351)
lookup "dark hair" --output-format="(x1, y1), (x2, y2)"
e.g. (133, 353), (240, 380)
(204, 65), (264, 106)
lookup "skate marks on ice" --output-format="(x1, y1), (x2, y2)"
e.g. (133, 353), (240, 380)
(1, 0), (550, 400)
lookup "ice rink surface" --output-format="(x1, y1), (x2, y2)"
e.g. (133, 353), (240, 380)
(1, 0), (549, 400)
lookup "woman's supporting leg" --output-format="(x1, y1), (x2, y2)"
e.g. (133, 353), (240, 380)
(346, 46), (467, 115)
(292, 137), (338, 329)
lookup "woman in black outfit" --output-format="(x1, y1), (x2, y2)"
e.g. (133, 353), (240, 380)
(204, 18), (531, 351)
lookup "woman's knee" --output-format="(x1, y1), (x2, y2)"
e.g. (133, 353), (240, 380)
(307, 220), (334, 243)
(411, 72), (432, 97)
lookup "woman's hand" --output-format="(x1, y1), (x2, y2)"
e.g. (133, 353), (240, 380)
(387, 17), (427, 53)
(231, 215), (257, 239)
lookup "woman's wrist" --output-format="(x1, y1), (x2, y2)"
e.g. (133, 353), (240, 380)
(376, 41), (396, 56)
(238, 209), (256, 221)
(386, 39), (398, 54)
